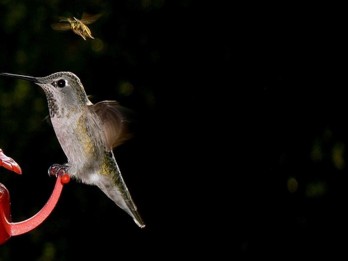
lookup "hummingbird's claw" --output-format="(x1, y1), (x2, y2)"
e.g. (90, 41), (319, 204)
(48, 163), (69, 177)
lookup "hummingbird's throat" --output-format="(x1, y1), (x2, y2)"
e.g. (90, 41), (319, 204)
(43, 88), (60, 118)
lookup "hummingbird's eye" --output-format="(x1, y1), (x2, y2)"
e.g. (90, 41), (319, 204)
(57, 79), (66, 88)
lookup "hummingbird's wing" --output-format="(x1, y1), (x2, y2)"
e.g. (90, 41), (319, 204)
(90, 101), (131, 150)
(80, 12), (102, 25)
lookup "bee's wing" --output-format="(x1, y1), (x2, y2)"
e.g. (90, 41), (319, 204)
(80, 13), (102, 25)
(51, 22), (71, 31)
(57, 16), (70, 22)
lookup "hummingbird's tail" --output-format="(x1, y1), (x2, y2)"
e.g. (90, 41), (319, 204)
(93, 150), (145, 228)
(98, 176), (146, 228)
(112, 179), (146, 229)
(128, 201), (146, 229)
(96, 153), (145, 228)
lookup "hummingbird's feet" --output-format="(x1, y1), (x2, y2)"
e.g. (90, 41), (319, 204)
(48, 163), (70, 177)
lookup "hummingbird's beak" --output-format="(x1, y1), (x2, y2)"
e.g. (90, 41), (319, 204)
(0, 72), (39, 83)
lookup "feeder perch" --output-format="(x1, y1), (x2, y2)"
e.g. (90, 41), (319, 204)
(0, 173), (70, 244)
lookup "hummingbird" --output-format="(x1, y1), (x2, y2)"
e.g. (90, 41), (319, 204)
(51, 13), (102, 40)
(0, 71), (145, 228)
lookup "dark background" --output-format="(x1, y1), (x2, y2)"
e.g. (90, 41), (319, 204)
(1, 1), (347, 259)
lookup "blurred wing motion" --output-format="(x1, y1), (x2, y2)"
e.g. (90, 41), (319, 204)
(51, 21), (71, 31)
(0, 149), (22, 174)
(80, 12), (103, 25)
(90, 101), (132, 150)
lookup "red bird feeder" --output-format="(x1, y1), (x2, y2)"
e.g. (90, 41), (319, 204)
(0, 149), (69, 244)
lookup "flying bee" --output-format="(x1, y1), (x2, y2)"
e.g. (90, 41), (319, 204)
(51, 13), (102, 40)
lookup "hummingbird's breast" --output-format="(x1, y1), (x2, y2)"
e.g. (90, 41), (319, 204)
(51, 109), (106, 176)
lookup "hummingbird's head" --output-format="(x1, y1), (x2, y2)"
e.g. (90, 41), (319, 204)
(0, 71), (91, 117)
